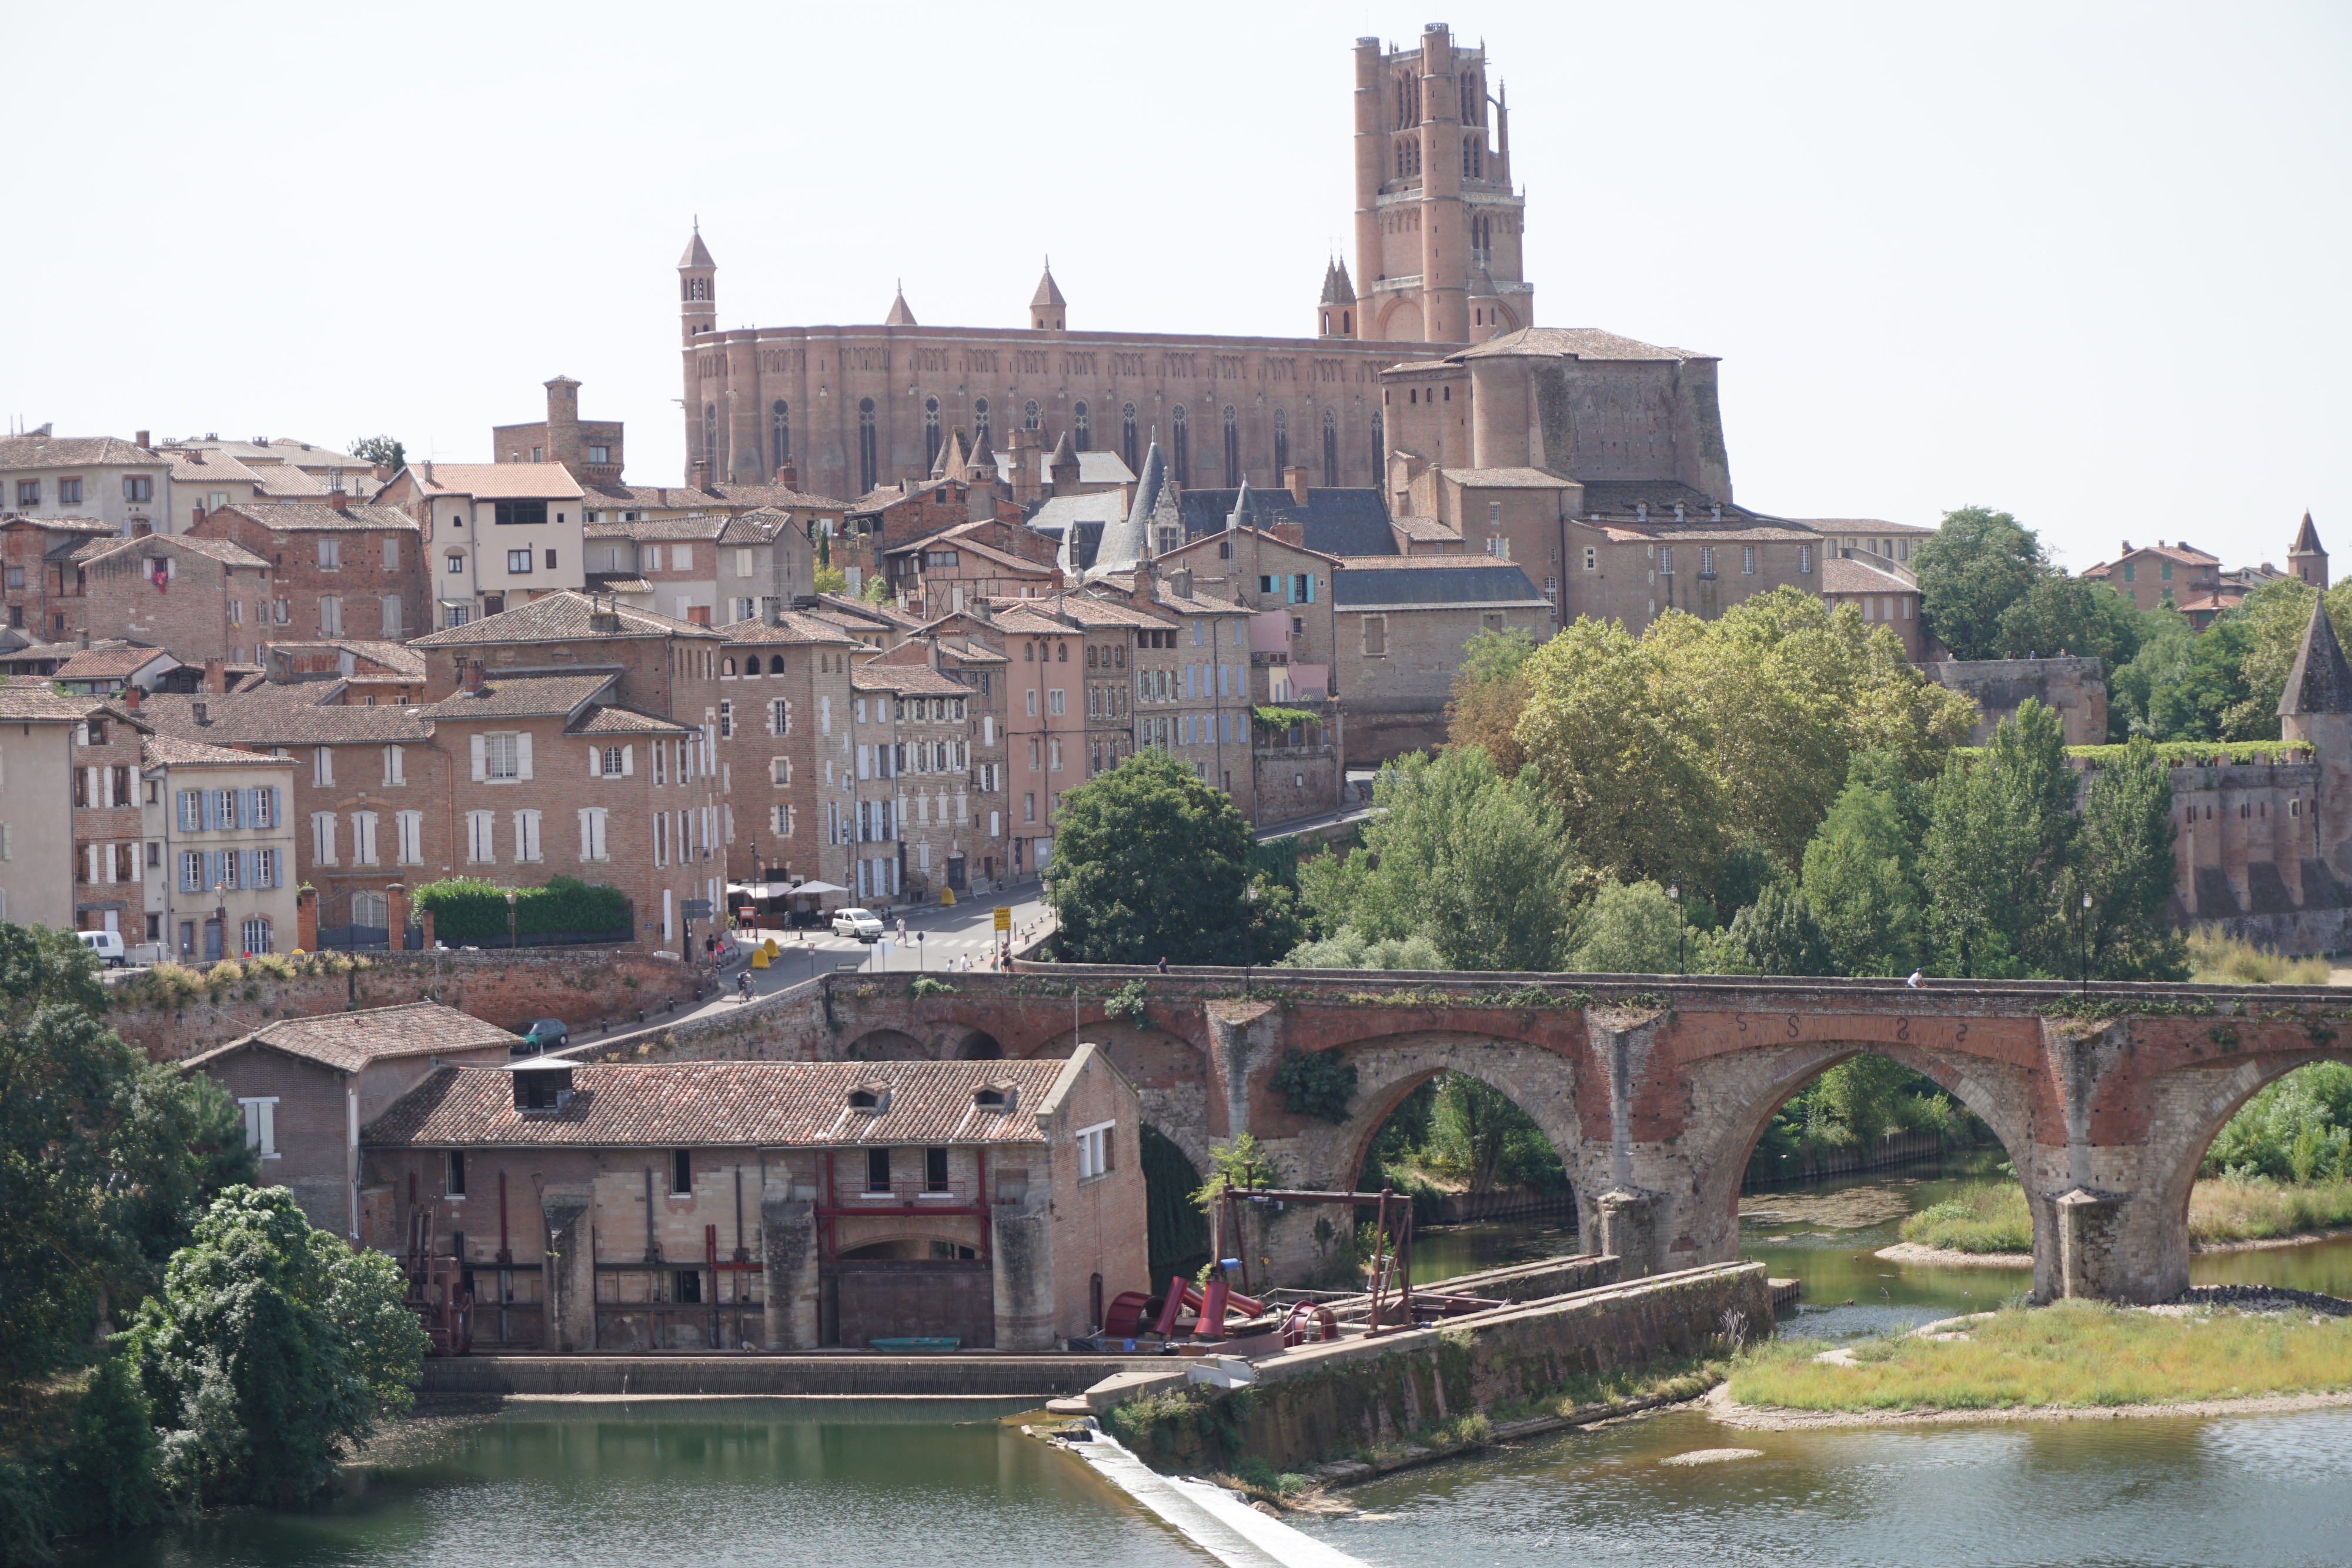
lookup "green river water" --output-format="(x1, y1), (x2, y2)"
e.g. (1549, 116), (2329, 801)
(82, 1159), (2352, 1567)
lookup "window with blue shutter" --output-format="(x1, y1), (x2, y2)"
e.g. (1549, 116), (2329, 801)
(178, 791), (201, 833)
(200, 793), (218, 831)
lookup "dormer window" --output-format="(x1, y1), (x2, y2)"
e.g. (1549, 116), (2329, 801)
(847, 1082), (891, 1112)
(973, 1082), (1016, 1112)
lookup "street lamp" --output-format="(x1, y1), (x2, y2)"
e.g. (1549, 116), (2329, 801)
(2079, 889), (2093, 996)
(505, 887), (518, 952)
(1666, 883), (1686, 975)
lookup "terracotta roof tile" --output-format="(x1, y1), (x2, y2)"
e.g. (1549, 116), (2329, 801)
(0, 688), (98, 723)
(0, 435), (160, 468)
(53, 646), (178, 680)
(418, 672), (616, 720)
(362, 1058), (1074, 1149)
(566, 704), (691, 736)
(719, 613), (859, 646)
(210, 501), (419, 533)
(136, 688), (433, 744)
(412, 589), (721, 647)
(190, 1002), (520, 1077)
(141, 732), (285, 768)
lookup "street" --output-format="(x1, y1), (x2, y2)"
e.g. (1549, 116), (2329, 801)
(721, 880), (1057, 991)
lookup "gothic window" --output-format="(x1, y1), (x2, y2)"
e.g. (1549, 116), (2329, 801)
(1322, 409), (1339, 486)
(1369, 412), (1384, 478)
(973, 397), (991, 450)
(1221, 406), (1240, 487)
(1171, 406), (1188, 484)
(924, 397), (941, 469)
(771, 400), (790, 465)
(1272, 408), (1289, 475)
(1120, 403), (1138, 471)
(703, 403), (717, 474)
(857, 398), (877, 494)
(1463, 135), (1482, 178)
(1023, 400), (1041, 431)
(1074, 402), (1090, 451)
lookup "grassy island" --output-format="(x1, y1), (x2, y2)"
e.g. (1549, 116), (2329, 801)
(1730, 1301), (2352, 1412)
(1900, 1177), (2352, 1256)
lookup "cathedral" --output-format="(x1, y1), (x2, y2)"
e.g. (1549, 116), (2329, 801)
(679, 24), (1568, 505)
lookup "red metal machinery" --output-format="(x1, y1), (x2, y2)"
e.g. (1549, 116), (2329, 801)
(403, 1200), (473, 1356)
(1230, 1186), (1416, 1335)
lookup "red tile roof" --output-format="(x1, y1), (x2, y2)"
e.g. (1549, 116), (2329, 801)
(188, 1002), (520, 1076)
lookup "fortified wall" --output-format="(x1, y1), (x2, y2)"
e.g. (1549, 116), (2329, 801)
(1930, 655), (2107, 745)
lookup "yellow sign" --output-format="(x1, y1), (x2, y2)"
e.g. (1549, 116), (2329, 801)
(994, 905), (1013, 932)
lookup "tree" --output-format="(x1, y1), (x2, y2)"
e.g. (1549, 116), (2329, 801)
(1995, 574), (2145, 667)
(2073, 737), (2190, 980)
(1278, 927), (1448, 970)
(1709, 878), (1836, 977)
(2107, 609), (2200, 740)
(813, 562), (847, 597)
(1564, 880), (1685, 973)
(1444, 625), (1539, 774)
(1800, 754), (1928, 977)
(1427, 1074), (1551, 1193)
(1919, 700), (2077, 977)
(1046, 751), (1296, 964)
(131, 1185), (425, 1509)
(347, 434), (405, 471)
(1298, 747), (1585, 971)
(1914, 506), (2047, 660)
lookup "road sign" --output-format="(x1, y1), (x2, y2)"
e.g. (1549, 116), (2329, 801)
(681, 900), (714, 920)
(993, 905), (1013, 932)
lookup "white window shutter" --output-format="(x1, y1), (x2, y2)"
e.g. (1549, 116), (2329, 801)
(588, 745), (600, 778)
(469, 733), (486, 781)
(516, 733), (533, 779)
(579, 808), (591, 858)
(622, 744), (634, 776)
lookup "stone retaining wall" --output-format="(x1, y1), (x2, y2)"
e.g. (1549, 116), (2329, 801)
(420, 1353), (1171, 1399)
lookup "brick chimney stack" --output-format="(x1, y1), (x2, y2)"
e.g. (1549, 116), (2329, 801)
(775, 462), (800, 489)
(1285, 466), (1311, 506)
(202, 658), (225, 693)
(327, 487), (349, 513)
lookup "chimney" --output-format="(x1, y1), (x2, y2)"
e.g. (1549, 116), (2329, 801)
(1170, 567), (1194, 600)
(372, 463), (392, 483)
(327, 487), (349, 513)
(1284, 466), (1310, 506)
(202, 658), (225, 693)
(123, 685), (142, 711)
(776, 461), (800, 489)
(692, 458), (713, 492)
(465, 660), (489, 694)
(423, 459), (435, 485)
(192, 701), (209, 726)
(135, 430), (151, 450)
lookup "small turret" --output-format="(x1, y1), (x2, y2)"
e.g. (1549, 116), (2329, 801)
(1030, 262), (1065, 330)
(1047, 429), (1080, 495)
(884, 282), (917, 327)
(2292, 510), (2328, 589)
(1317, 259), (1357, 339)
(679, 225), (716, 345)
(2281, 598), (2352, 721)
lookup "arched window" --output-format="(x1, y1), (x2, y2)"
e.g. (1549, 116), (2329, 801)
(1463, 135), (1481, 179)
(703, 403), (717, 474)
(1023, 400), (1041, 431)
(973, 397), (990, 450)
(857, 398), (877, 494)
(1120, 403), (1138, 471)
(1272, 409), (1289, 476)
(744, 655), (761, 674)
(241, 916), (272, 956)
(1343, 309), (1351, 334)
(722, 657), (737, 676)
(1171, 406), (1188, 484)
(1221, 406), (1240, 487)
(1322, 409), (1339, 486)
(1074, 402), (1090, 452)
(771, 400), (790, 466)
(923, 397), (940, 469)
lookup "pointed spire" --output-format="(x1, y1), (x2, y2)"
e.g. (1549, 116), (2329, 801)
(679, 224), (715, 269)
(884, 282), (916, 327)
(1090, 441), (1162, 579)
(2280, 598), (2352, 716)
(1047, 429), (1078, 472)
(1030, 259), (1066, 312)
(966, 423), (996, 480)
(931, 429), (968, 481)
(1226, 477), (1257, 532)
(1319, 259), (1356, 306)
(2294, 510), (2325, 556)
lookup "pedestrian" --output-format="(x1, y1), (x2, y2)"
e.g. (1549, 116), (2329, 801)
(1157, 956), (1170, 974)
(896, 915), (908, 943)
(1906, 968), (1923, 989)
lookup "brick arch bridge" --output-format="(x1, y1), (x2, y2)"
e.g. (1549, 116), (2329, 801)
(766, 968), (2350, 1302)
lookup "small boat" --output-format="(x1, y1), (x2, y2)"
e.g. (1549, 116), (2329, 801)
(868, 1336), (960, 1353)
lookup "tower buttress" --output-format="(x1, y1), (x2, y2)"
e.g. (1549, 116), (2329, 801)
(1351, 35), (1384, 336)
(1416, 23), (1468, 345)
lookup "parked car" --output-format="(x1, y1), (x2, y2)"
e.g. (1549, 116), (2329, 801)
(76, 930), (126, 968)
(831, 908), (884, 942)
(516, 1018), (570, 1056)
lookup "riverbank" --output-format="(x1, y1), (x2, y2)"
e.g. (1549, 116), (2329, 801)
(1890, 1175), (2352, 1262)
(1723, 1299), (2352, 1419)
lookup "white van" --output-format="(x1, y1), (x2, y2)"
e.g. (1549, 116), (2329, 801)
(76, 930), (127, 968)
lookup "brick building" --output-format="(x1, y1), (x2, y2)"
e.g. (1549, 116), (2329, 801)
(882, 521), (1060, 618)
(713, 611), (858, 891)
(73, 533), (273, 665)
(583, 507), (814, 627)
(68, 704), (146, 940)
(2, 514), (120, 642)
(359, 1049), (1145, 1352)
(0, 688), (98, 930)
(186, 499), (427, 644)
(1821, 554), (1925, 660)
(1330, 556), (1551, 764)
(186, 1003), (520, 1239)
(163, 447), (330, 526)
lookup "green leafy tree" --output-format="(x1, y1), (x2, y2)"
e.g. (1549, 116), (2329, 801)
(1277, 927), (1449, 970)
(1426, 1073), (1563, 1193)
(1995, 574), (2145, 666)
(1919, 700), (2078, 977)
(1708, 878), (1835, 976)
(1298, 746), (1584, 972)
(1047, 751), (1297, 964)
(2228, 577), (2352, 739)
(1444, 625), (1540, 774)
(131, 1185), (426, 1509)
(1565, 879), (1686, 973)
(861, 572), (892, 604)
(813, 562), (847, 596)
(1268, 1047), (1357, 1122)
(1914, 506), (2049, 660)
(1800, 757), (1927, 977)
(2072, 737), (2190, 981)
(347, 434), (405, 471)
(2107, 610), (2200, 740)
(2204, 1063), (2352, 1179)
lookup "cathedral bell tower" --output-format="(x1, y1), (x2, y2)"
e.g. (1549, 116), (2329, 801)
(679, 226), (716, 345)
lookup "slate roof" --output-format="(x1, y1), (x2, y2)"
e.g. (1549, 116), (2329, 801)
(362, 1057), (1080, 1149)
(1329, 562), (1547, 609)
(1177, 487), (1397, 557)
(418, 672), (617, 721)
(2294, 512), (2326, 556)
(412, 589), (723, 647)
(1452, 327), (1703, 364)
(141, 732), (282, 768)
(0, 436), (160, 468)
(0, 688), (98, 723)
(210, 501), (418, 533)
(2280, 600), (2352, 716)
(188, 1002), (520, 1077)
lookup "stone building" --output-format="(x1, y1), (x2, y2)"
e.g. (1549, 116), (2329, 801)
(1931, 657), (2109, 747)
(186, 1003), (521, 1239)
(185, 499), (427, 644)
(372, 462), (585, 628)
(0, 433), (170, 537)
(0, 687), (98, 930)
(1330, 556), (1552, 764)
(358, 1049), (1145, 1352)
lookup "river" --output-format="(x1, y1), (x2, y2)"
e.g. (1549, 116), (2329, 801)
(88, 1161), (2352, 1567)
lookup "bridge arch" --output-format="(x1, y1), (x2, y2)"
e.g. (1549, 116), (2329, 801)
(840, 1027), (929, 1061)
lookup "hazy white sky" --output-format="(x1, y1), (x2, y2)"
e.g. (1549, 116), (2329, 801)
(5, 1), (2344, 573)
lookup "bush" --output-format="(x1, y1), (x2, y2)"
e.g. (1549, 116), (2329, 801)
(1899, 1182), (2033, 1253)
(1268, 1047), (1357, 1123)
(2187, 929), (2333, 986)
(411, 875), (628, 941)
